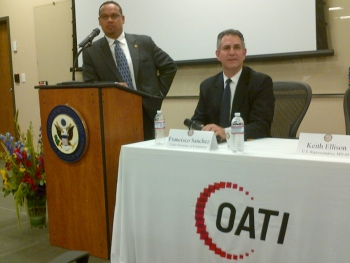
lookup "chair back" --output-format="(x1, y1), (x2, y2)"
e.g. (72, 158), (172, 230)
(271, 81), (312, 138)
(343, 87), (350, 135)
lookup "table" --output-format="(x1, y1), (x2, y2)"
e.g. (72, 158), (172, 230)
(111, 138), (350, 263)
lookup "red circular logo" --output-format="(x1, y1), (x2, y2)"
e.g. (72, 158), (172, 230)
(195, 182), (255, 260)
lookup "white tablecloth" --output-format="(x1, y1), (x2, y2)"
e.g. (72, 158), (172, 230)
(111, 138), (350, 263)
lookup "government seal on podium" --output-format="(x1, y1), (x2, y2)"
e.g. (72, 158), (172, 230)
(47, 105), (88, 162)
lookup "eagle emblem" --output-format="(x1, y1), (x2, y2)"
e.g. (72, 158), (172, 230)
(47, 105), (88, 162)
(53, 117), (78, 152)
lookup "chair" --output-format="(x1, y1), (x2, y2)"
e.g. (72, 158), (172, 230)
(271, 81), (312, 138)
(343, 86), (350, 135)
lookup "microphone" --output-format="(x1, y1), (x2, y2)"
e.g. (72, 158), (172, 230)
(184, 118), (224, 143)
(183, 118), (203, 130)
(78, 28), (100, 48)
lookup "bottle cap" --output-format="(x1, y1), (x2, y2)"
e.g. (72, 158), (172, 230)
(235, 112), (240, 117)
(157, 110), (162, 114)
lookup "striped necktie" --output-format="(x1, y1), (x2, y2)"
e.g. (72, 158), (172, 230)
(114, 40), (134, 89)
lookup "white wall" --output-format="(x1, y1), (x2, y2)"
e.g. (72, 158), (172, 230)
(0, 0), (349, 137)
(0, 0), (69, 133)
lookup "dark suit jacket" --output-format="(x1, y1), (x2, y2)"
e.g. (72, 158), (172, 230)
(82, 33), (177, 140)
(191, 66), (275, 140)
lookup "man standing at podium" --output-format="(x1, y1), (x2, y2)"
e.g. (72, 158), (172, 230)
(82, 1), (177, 140)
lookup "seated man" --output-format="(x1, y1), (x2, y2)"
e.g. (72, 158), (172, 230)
(191, 29), (275, 141)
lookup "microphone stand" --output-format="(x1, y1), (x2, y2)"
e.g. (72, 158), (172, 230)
(58, 42), (92, 85)
(72, 42), (92, 81)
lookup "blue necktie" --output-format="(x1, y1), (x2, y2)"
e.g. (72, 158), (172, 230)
(114, 40), (134, 89)
(220, 79), (232, 127)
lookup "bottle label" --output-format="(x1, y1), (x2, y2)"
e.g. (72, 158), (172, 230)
(231, 125), (244, 134)
(155, 121), (165, 129)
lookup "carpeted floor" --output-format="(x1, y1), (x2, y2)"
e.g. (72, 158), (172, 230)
(0, 161), (111, 263)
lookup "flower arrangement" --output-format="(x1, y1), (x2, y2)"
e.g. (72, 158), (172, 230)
(0, 111), (46, 227)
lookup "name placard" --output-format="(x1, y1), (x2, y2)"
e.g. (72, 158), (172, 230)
(297, 133), (350, 158)
(167, 129), (218, 151)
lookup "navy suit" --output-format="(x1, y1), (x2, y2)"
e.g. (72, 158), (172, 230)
(82, 34), (177, 140)
(192, 66), (275, 140)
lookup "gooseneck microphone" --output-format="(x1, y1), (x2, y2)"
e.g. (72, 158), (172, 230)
(65, 28), (101, 82)
(78, 28), (100, 48)
(183, 118), (224, 143)
(183, 118), (203, 130)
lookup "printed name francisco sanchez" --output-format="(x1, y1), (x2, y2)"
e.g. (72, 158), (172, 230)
(168, 137), (211, 144)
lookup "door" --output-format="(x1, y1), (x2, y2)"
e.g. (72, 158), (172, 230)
(0, 17), (16, 139)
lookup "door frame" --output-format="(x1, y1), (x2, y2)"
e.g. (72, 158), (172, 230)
(0, 16), (16, 135)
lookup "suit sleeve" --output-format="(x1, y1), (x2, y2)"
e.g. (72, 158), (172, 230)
(191, 82), (210, 125)
(244, 75), (275, 140)
(152, 41), (177, 97)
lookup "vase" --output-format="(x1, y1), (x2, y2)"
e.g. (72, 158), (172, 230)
(25, 195), (47, 228)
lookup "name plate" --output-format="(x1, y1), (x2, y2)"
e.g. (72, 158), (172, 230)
(297, 133), (350, 158)
(167, 129), (218, 151)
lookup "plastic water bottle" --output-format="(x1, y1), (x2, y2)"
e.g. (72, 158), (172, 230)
(231, 112), (244, 152)
(154, 110), (166, 145)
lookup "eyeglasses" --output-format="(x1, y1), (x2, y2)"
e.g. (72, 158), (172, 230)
(99, 14), (122, 21)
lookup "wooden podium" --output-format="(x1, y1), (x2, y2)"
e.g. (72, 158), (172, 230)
(37, 83), (146, 259)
